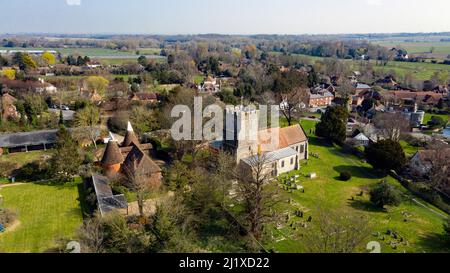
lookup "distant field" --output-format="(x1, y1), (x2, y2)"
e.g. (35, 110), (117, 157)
(0, 47), (162, 58)
(375, 41), (450, 61)
(271, 52), (450, 81)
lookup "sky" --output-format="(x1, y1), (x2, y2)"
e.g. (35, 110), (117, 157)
(0, 0), (449, 35)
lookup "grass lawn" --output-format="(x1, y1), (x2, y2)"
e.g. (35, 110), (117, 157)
(423, 113), (450, 124)
(0, 150), (52, 167)
(400, 140), (420, 158)
(0, 182), (84, 253)
(265, 120), (449, 253)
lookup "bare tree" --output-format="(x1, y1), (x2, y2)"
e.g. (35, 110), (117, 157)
(212, 150), (235, 206)
(122, 160), (158, 217)
(236, 153), (279, 241)
(336, 78), (356, 100)
(423, 142), (450, 193)
(77, 213), (105, 253)
(278, 86), (309, 126)
(303, 208), (370, 253)
(373, 112), (410, 142)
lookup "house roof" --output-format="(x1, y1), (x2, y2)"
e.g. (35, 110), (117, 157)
(0, 129), (58, 148)
(131, 92), (158, 101)
(101, 140), (124, 166)
(92, 173), (128, 216)
(392, 91), (443, 103)
(279, 124), (308, 148)
(122, 144), (161, 175)
(356, 83), (371, 90)
(242, 147), (297, 165)
(258, 124), (308, 152)
(354, 133), (369, 141)
(123, 129), (140, 148)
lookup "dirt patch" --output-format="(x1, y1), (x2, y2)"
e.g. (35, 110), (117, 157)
(0, 220), (21, 236)
(0, 183), (25, 189)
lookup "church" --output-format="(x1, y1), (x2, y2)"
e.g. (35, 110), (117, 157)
(214, 105), (309, 177)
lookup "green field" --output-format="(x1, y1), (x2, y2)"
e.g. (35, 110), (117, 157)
(0, 47), (161, 58)
(375, 41), (450, 60)
(272, 52), (450, 81)
(0, 182), (83, 253)
(265, 120), (449, 253)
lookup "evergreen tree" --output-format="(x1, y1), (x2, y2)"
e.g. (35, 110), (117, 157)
(50, 127), (83, 183)
(316, 106), (348, 145)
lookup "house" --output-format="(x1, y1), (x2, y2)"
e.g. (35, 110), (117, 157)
(355, 83), (372, 94)
(375, 76), (398, 89)
(198, 76), (221, 93)
(80, 88), (103, 104)
(307, 87), (335, 108)
(0, 78), (57, 93)
(391, 91), (444, 107)
(220, 106), (308, 177)
(35, 78), (57, 94)
(94, 122), (162, 216)
(352, 133), (370, 147)
(130, 92), (158, 104)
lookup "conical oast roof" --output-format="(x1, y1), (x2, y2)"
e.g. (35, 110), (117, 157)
(101, 140), (124, 166)
(122, 121), (140, 147)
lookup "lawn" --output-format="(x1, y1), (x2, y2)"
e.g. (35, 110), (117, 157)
(0, 150), (52, 168)
(0, 182), (84, 253)
(400, 140), (420, 158)
(423, 113), (450, 124)
(265, 120), (449, 253)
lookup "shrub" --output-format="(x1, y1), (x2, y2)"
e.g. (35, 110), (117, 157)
(370, 181), (402, 209)
(365, 140), (407, 172)
(339, 171), (352, 181)
(0, 161), (20, 178)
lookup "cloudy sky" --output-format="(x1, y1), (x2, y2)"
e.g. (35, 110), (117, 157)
(1, 0), (449, 34)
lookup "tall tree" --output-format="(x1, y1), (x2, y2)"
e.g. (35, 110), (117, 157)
(236, 153), (279, 241)
(365, 139), (406, 172)
(304, 208), (370, 253)
(50, 127), (83, 183)
(373, 112), (410, 142)
(85, 76), (109, 97)
(74, 105), (101, 148)
(316, 106), (348, 145)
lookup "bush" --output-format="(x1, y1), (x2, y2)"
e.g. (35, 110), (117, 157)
(370, 181), (402, 209)
(365, 140), (407, 172)
(339, 171), (352, 181)
(14, 161), (50, 182)
(0, 161), (20, 178)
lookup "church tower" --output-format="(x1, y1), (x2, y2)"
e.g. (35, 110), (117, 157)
(223, 105), (260, 163)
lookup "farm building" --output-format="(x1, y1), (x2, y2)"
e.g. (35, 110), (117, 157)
(0, 129), (58, 154)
